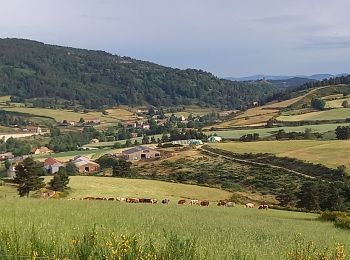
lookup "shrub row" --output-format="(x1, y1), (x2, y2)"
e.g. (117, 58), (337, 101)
(319, 211), (350, 230)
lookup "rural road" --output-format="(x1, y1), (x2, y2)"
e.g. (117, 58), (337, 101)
(199, 147), (316, 180)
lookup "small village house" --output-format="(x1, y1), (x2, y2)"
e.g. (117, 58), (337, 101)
(122, 146), (161, 162)
(31, 146), (53, 155)
(23, 126), (42, 134)
(44, 157), (65, 174)
(72, 156), (100, 174)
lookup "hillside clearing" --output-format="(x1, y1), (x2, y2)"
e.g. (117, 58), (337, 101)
(277, 108), (350, 122)
(0, 106), (130, 125)
(208, 122), (350, 139)
(210, 86), (326, 128)
(210, 140), (350, 170)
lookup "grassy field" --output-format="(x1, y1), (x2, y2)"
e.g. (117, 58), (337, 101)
(43, 176), (232, 201)
(326, 97), (350, 108)
(209, 122), (350, 139)
(0, 198), (348, 259)
(277, 108), (350, 122)
(210, 87), (325, 129)
(210, 140), (350, 170)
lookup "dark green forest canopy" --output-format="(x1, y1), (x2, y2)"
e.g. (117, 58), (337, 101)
(0, 38), (280, 109)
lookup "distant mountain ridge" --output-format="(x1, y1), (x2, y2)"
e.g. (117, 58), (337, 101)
(226, 73), (348, 82)
(0, 38), (280, 109)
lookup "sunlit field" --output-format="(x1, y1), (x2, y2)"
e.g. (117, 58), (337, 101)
(0, 198), (349, 259)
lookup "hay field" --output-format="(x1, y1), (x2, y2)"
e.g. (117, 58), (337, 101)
(210, 140), (350, 169)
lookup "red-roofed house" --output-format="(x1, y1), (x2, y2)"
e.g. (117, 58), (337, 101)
(44, 157), (65, 174)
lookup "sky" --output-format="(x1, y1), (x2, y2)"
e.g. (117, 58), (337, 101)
(0, 0), (350, 77)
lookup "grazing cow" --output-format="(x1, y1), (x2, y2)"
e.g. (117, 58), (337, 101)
(258, 204), (269, 210)
(82, 196), (95, 200)
(162, 199), (170, 204)
(151, 199), (158, 204)
(178, 199), (186, 205)
(226, 202), (235, 207)
(245, 203), (255, 208)
(190, 199), (199, 205)
(116, 197), (126, 202)
(126, 198), (139, 203)
(217, 200), (228, 206)
(108, 198), (115, 201)
(200, 200), (209, 207)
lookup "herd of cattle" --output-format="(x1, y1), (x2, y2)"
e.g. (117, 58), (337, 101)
(78, 197), (269, 209)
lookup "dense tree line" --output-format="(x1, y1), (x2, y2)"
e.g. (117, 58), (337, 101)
(0, 137), (31, 156)
(0, 111), (30, 127)
(48, 127), (101, 152)
(0, 39), (280, 109)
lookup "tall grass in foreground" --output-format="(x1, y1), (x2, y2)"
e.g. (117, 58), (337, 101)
(0, 198), (349, 259)
(0, 227), (197, 260)
(0, 227), (347, 260)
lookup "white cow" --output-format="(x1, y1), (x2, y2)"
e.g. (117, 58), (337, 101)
(245, 203), (255, 208)
(190, 199), (199, 205)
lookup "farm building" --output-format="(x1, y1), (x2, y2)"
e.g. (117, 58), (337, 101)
(31, 146), (53, 155)
(72, 156), (100, 174)
(24, 126), (42, 134)
(172, 139), (203, 146)
(207, 136), (222, 143)
(44, 157), (65, 174)
(122, 146), (161, 162)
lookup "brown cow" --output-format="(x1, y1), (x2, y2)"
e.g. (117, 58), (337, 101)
(108, 198), (115, 201)
(82, 196), (95, 200)
(258, 204), (269, 210)
(217, 200), (227, 206)
(200, 200), (209, 206)
(178, 199), (186, 205)
(126, 198), (139, 203)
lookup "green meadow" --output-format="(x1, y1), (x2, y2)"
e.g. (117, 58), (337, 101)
(0, 198), (349, 259)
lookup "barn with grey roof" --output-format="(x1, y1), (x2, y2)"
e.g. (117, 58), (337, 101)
(122, 146), (161, 161)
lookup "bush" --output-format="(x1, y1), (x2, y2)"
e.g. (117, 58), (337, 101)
(319, 211), (348, 222)
(334, 216), (350, 230)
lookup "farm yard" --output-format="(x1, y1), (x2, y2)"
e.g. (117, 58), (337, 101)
(0, 197), (348, 259)
(210, 140), (350, 170)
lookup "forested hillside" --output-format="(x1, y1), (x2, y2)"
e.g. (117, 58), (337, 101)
(0, 38), (280, 109)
